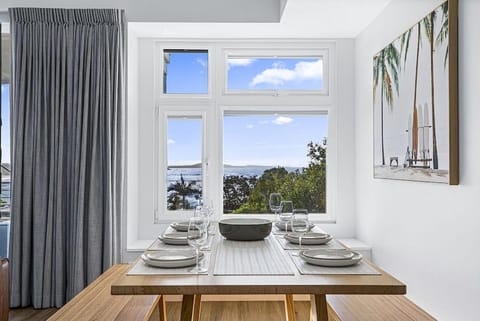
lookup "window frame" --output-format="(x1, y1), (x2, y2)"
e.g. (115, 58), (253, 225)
(155, 42), (214, 99)
(153, 40), (337, 224)
(154, 108), (208, 223)
(219, 106), (336, 223)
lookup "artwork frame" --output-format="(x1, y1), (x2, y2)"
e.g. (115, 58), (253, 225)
(373, 0), (458, 185)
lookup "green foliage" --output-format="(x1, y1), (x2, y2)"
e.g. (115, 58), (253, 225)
(231, 141), (327, 214)
(167, 174), (201, 210)
(223, 175), (257, 213)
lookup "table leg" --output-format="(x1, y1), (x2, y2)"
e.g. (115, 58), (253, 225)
(285, 294), (296, 321)
(158, 295), (167, 321)
(310, 294), (328, 321)
(192, 295), (202, 321)
(180, 295), (195, 321)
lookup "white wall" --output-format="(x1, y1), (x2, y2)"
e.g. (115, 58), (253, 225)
(125, 38), (357, 259)
(355, 0), (480, 320)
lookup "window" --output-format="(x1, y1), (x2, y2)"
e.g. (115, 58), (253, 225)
(0, 25), (10, 219)
(167, 117), (203, 210)
(152, 41), (336, 223)
(223, 113), (328, 214)
(227, 57), (324, 91)
(163, 49), (208, 94)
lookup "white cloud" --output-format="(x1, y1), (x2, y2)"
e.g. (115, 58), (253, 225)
(272, 116), (293, 125)
(228, 58), (256, 67)
(167, 139), (175, 144)
(246, 124), (254, 129)
(249, 59), (323, 87)
(196, 58), (207, 68)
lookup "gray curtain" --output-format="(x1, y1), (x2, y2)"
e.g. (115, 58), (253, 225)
(8, 8), (126, 308)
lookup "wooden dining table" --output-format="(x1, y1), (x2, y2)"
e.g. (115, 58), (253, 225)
(111, 234), (406, 321)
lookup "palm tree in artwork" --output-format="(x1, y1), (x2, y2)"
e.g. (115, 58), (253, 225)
(436, 2), (450, 68)
(167, 174), (200, 209)
(401, 2), (449, 169)
(373, 44), (400, 166)
(423, 10), (439, 169)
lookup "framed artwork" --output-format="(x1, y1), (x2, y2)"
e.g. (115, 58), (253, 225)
(373, 0), (458, 184)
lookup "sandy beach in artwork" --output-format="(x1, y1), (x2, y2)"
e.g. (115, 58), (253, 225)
(374, 166), (448, 183)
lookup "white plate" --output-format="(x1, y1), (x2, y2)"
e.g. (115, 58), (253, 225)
(302, 249), (355, 260)
(145, 250), (197, 261)
(170, 221), (193, 232)
(141, 253), (204, 268)
(299, 250), (362, 267)
(158, 232), (188, 245)
(275, 221), (315, 232)
(284, 233), (332, 245)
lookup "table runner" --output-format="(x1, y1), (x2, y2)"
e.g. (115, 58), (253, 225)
(289, 253), (381, 275)
(213, 236), (294, 275)
(274, 235), (346, 250)
(127, 252), (212, 275)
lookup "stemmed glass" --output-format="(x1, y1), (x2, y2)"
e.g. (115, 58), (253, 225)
(291, 209), (309, 256)
(269, 193), (283, 221)
(279, 200), (294, 231)
(187, 216), (208, 273)
(195, 201), (215, 250)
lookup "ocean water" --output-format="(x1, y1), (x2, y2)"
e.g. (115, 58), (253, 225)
(167, 166), (302, 185)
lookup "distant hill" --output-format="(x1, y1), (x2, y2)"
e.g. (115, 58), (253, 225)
(170, 163), (275, 169)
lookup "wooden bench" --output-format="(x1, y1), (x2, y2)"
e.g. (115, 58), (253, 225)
(326, 295), (436, 321)
(282, 294), (436, 321)
(48, 264), (166, 321)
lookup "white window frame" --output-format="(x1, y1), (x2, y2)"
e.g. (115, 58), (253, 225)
(156, 42), (214, 99)
(153, 40), (337, 224)
(219, 106), (336, 223)
(154, 108), (208, 223)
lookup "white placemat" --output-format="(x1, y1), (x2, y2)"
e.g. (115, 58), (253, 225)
(213, 236), (295, 275)
(274, 235), (346, 251)
(289, 253), (381, 275)
(127, 252), (212, 275)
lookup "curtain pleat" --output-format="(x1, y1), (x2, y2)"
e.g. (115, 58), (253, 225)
(9, 7), (126, 308)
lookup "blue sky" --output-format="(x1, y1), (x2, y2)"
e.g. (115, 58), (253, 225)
(168, 114), (328, 168)
(165, 52), (328, 168)
(228, 58), (323, 90)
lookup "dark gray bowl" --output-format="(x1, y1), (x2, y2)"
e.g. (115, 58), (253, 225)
(219, 218), (272, 241)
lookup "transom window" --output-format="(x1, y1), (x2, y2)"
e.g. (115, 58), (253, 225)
(162, 49), (208, 94)
(227, 57), (324, 91)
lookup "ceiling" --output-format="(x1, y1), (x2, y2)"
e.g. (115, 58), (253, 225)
(0, 0), (287, 23)
(0, 0), (393, 38)
(130, 0), (393, 38)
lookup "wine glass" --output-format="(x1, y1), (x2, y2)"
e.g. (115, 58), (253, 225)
(197, 201), (215, 250)
(291, 210), (309, 256)
(269, 193), (283, 221)
(279, 201), (294, 231)
(187, 217), (208, 273)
